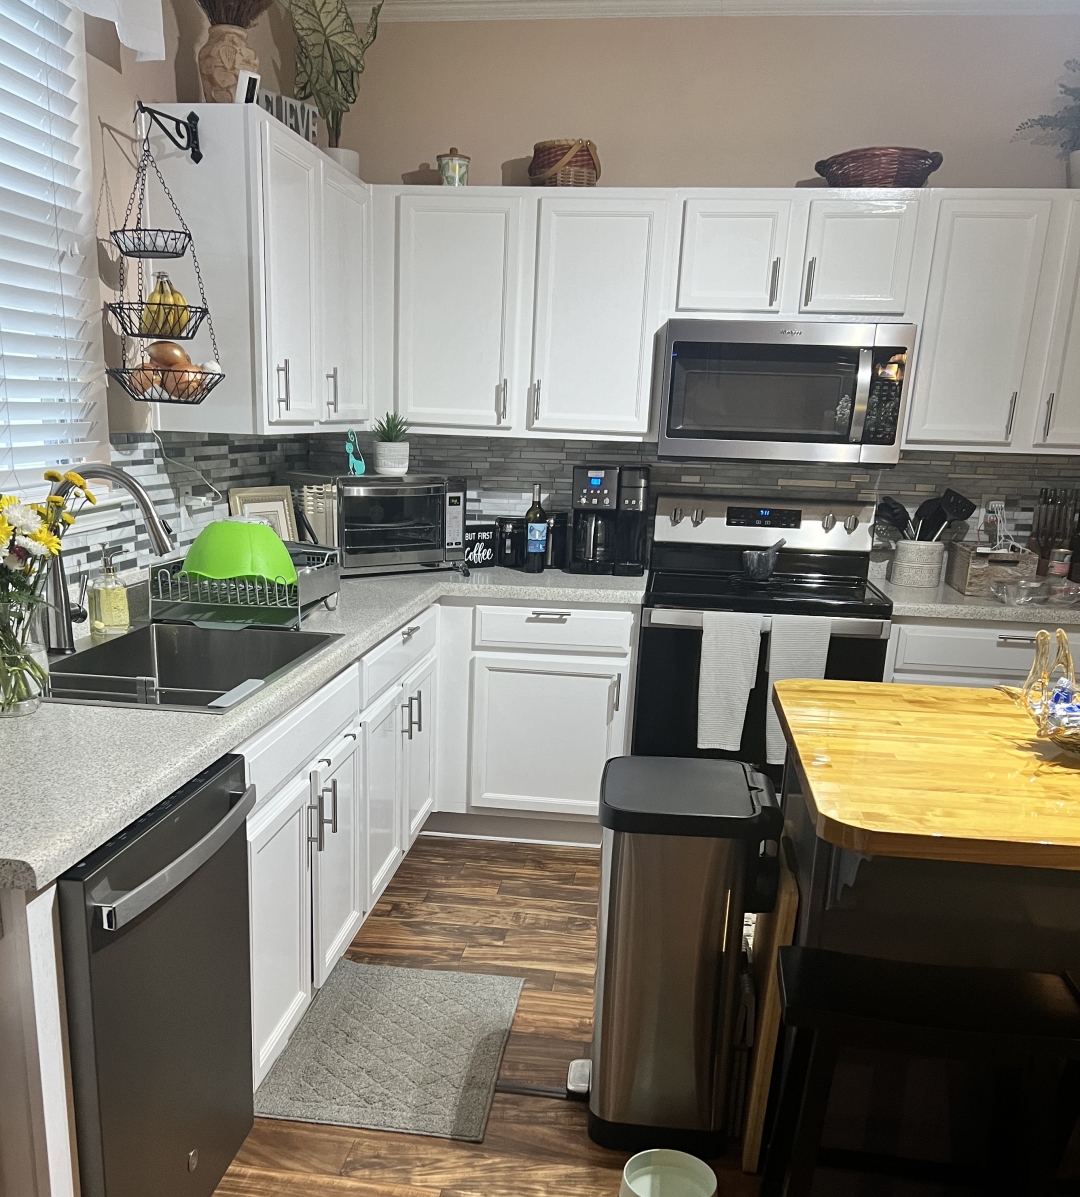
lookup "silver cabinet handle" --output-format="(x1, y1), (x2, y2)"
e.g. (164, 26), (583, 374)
(498, 378), (508, 423)
(998, 634), (1038, 645)
(276, 358), (291, 412)
(325, 778), (338, 835)
(415, 687), (423, 734)
(530, 609), (572, 619)
(402, 624), (420, 641)
(768, 256), (781, 307)
(613, 672), (622, 713)
(92, 785), (256, 931)
(1005, 390), (1018, 439)
(533, 379), (541, 422)
(401, 694), (417, 740)
(803, 256), (817, 307)
(326, 366), (339, 415)
(1044, 392), (1056, 440)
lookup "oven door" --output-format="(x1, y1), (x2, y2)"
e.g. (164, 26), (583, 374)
(655, 319), (913, 465)
(631, 608), (890, 785)
(338, 482), (446, 572)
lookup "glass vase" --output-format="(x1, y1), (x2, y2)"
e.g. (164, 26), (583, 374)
(0, 603), (49, 717)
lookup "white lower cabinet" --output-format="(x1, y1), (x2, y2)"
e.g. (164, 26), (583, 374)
(469, 652), (629, 816)
(247, 773), (313, 1087)
(403, 652), (437, 846)
(363, 680), (405, 907)
(886, 620), (1080, 688)
(310, 728), (363, 989)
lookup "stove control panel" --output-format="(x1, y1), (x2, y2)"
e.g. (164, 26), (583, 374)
(727, 506), (802, 529)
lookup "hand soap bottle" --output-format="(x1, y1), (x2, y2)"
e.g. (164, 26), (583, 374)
(88, 547), (131, 643)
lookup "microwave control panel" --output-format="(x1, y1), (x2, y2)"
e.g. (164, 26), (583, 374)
(445, 491), (464, 548)
(726, 506), (802, 529)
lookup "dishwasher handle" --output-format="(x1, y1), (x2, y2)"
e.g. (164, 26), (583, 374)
(91, 784), (256, 931)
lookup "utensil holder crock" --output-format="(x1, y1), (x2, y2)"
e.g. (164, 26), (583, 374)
(888, 539), (945, 588)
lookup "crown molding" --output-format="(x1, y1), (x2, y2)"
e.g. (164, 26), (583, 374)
(371, 0), (1080, 19)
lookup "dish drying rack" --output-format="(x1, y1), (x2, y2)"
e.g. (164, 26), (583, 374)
(150, 543), (340, 630)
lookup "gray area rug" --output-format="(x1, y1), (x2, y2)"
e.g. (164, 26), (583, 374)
(254, 960), (523, 1141)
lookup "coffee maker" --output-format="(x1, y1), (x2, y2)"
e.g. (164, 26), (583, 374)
(569, 465), (628, 574)
(613, 465), (649, 576)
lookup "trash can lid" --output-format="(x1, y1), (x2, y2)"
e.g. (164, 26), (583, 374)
(599, 757), (778, 838)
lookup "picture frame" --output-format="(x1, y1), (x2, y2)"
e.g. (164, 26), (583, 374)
(228, 485), (297, 541)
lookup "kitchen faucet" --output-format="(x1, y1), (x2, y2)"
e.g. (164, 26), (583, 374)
(45, 464), (174, 654)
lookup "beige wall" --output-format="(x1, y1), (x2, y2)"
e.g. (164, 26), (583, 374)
(340, 15), (1080, 188)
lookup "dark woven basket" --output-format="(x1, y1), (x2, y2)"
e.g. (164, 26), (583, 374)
(528, 139), (601, 187)
(108, 366), (223, 406)
(815, 147), (943, 188)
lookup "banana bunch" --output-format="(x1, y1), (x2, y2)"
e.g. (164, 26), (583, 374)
(139, 272), (190, 337)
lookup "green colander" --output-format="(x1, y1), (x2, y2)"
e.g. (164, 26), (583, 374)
(183, 520), (298, 585)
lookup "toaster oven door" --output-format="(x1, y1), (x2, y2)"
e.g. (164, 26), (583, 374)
(339, 483), (446, 572)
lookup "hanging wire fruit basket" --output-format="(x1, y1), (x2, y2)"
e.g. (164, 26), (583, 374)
(106, 113), (222, 405)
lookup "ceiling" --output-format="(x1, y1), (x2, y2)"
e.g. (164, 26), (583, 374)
(374, 0), (1080, 18)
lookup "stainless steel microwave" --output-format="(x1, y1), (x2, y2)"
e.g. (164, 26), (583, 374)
(654, 319), (917, 465)
(287, 473), (466, 576)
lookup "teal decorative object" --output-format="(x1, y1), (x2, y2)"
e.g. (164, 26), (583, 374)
(346, 429), (365, 476)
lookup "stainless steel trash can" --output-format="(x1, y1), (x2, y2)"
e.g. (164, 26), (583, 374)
(588, 756), (781, 1156)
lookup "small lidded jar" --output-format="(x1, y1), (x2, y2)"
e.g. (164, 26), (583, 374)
(436, 147), (470, 186)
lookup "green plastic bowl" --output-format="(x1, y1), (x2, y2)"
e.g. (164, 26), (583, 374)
(183, 520), (298, 585)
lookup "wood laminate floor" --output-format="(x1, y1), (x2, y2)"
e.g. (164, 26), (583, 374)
(215, 836), (761, 1197)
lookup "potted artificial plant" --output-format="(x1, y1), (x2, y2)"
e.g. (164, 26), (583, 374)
(372, 412), (410, 476)
(281, 0), (381, 174)
(1018, 60), (1080, 187)
(195, 0), (273, 103)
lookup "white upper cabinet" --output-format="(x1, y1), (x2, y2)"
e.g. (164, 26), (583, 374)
(261, 118), (321, 424)
(397, 194), (523, 429)
(321, 171), (372, 426)
(799, 198), (920, 315)
(677, 198), (790, 311)
(1032, 198), (1080, 449)
(905, 198), (1052, 447)
(529, 196), (670, 435)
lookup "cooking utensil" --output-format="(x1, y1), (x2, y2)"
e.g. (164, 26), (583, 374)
(183, 519), (298, 584)
(742, 538), (786, 581)
(912, 496), (945, 540)
(876, 497), (913, 539)
(928, 488), (977, 541)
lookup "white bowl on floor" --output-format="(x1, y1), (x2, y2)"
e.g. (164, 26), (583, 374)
(620, 1149), (718, 1197)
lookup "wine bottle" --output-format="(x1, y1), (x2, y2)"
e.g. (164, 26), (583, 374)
(524, 483), (547, 574)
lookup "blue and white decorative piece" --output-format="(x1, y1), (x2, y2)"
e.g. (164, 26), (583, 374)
(346, 430), (365, 476)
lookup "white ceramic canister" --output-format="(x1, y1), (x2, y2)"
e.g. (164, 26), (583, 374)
(373, 440), (410, 476)
(887, 539), (945, 588)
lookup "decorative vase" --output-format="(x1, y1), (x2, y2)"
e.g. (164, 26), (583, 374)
(1069, 150), (1080, 190)
(373, 441), (410, 476)
(0, 604), (48, 717)
(887, 540), (945, 589)
(325, 148), (360, 177)
(198, 25), (258, 104)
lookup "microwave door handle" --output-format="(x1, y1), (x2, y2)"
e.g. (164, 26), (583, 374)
(848, 347), (873, 444)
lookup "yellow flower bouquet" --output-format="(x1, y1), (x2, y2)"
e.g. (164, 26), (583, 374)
(0, 470), (95, 716)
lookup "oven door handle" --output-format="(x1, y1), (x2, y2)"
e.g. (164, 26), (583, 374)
(642, 608), (890, 639)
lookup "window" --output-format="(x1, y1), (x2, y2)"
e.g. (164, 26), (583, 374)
(0, 0), (99, 500)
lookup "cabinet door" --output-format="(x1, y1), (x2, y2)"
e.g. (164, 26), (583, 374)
(530, 197), (669, 435)
(402, 653), (437, 846)
(905, 199), (1051, 446)
(321, 171), (371, 426)
(362, 683), (404, 907)
(397, 195), (522, 429)
(799, 199), (919, 315)
(1035, 198), (1080, 448)
(247, 774), (312, 1086)
(677, 198), (789, 312)
(469, 652), (628, 816)
(260, 119), (320, 424)
(310, 728), (363, 988)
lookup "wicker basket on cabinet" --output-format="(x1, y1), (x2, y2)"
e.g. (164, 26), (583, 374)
(528, 139), (601, 186)
(814, 146), (943, 188)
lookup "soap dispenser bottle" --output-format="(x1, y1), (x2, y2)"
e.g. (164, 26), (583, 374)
(88, 546), (131, 643)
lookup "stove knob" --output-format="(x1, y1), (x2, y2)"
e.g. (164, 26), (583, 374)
(691, 507), (705, 527)
(844, 514), (860, 533)
(821, 513), (836, 532)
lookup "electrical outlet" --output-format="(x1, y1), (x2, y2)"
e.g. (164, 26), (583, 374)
(178, 484), (213, 532)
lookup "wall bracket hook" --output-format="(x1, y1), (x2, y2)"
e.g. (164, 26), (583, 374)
(135, 101), (202, 164)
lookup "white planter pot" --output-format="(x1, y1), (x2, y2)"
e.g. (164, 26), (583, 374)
(324, 147), (360, 177)
(373, 441), (410, 476)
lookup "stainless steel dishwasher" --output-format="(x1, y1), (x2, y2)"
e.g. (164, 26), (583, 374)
(59, 754), (255, 1197)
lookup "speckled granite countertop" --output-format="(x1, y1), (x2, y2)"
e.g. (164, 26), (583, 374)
(881, 579), (1080, 623)
(0, 568), (645, 890)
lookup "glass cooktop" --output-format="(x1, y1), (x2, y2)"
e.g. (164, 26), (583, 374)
(647, 570), (893, 619)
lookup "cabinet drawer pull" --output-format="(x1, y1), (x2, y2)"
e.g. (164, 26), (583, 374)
(533, 379), (541, 422)
(530, 610), (571, 619)
(402, 694), (419, 739)
(1044, 392), (1056, 440)
(497, 378), (508, 423)
(998, 635), (1038, 645)
(768, 256), (781, 307)
(276, 358), (291, 412)
(613, 672), (622, 713)
(327, 366), (339, 415)
(803, 256), (816, 307)
(1004, 391), (1018, 440)
(402, 625), (421, 641)
(415, 687), (423, 734)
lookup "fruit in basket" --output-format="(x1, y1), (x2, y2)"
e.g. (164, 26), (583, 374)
(146, 340), (192, 369)
(159, 367), (202, 399)
(139, 273), (190, 336)
(127, 362), (160, 396)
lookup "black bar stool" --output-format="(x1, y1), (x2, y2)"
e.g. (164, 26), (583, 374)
(761, 946), (1080, 1197)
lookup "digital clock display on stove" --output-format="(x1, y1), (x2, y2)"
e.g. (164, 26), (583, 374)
(726, 506), (802, 529)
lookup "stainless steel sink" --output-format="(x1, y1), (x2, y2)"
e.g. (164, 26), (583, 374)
(47, 623), (339, 713)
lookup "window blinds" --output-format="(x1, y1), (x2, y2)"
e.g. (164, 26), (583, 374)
(0, 0), (98, 500)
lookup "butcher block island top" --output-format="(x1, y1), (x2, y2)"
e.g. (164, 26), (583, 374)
(773, 679), (1080, 871)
